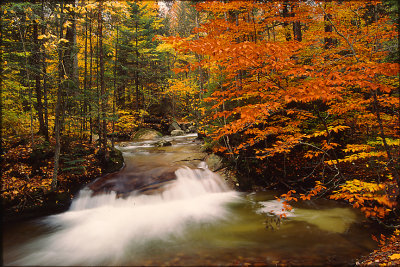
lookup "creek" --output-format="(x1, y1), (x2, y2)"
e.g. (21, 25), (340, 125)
(3, 134), (379, 266)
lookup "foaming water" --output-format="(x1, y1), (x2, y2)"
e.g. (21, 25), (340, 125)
(257, 200), (296, 217)
(4, 134), (380, 266)
(10, 166), (240, 266)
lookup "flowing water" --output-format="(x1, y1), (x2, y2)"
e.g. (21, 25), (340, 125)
(3, 134), (379, 266)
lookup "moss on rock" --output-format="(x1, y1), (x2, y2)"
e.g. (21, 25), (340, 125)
(132, 128), (162, 141)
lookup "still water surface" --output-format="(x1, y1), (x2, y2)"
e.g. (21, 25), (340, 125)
(3, 134), (378, 266)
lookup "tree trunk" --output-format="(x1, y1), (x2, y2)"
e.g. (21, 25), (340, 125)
(112, 26), (119, 149)
(64, 0), (78, 85)
(89, 9), (93, 144)
(17, 13), (34, 145)
(282, 2), (292, 41)
(324, 1), (333, 49)
(53, 82), (63, 190)
(372, 90), (400, 187)
(83, 5), (88, 140)
(33, 21), (47, 138)
(135, 21), (140, 112)
(53, 1), (66, 190)
(98, 0), (108, 161)
(293, 21), (302, 42)
(41, 0), (49, 140)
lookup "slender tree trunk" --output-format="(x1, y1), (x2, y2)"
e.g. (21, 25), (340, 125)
(372, 90), (400, 187)
(33, 21), (46, 138)
(41, 0), (49, 140)
(135, 21), (140, 112)
(53, 81), (63, 189)
(83, 6), (88, 140)
(98, 0), (108, 161)
(89, 10), (93, 144)
(324, 1), (333, 49)
(252, 9), (257, 43)
(17, 18), (34, 145)
(96, 22), (101, 146)
(283, 2), (292, 41)
(112, 26), (119, 149)
(53, 2), (66, 190)
(0, 8), (3, 164)
(290, 3), (302, 42)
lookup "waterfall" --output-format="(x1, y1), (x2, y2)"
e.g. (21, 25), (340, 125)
(11, 165), (240, 266)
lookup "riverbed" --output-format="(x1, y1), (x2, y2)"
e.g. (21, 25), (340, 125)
(2, 134), (379, 266)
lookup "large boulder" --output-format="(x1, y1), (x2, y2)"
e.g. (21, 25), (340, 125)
(205, 153), (223, 171)
(155, 140), (172, 147)
(132, 128), (162, 141)
(168, 122), (181, 132)
(171, 129), (185, 136)
(89, 166), (179, 196)
(100, 147), (124, 174)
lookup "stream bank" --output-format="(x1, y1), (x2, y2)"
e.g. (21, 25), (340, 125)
(1, 136), (124, 223)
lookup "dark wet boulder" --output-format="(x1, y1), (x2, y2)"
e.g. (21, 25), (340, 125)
(89, 166), (179, 196)
(205, 154), (223, 172)
(155, 140), (172, 147)
(168, 122), (181, 132)
(171, 129), (185, 136)
(99, 147), (124, 174)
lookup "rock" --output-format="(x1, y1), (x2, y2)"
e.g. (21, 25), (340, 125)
(171, 129), (185, 136)
(155, 140), (172, 147)
(132, 128), (162, 141)
(180, 123), (187, 131)
(89, 166), (179, 196)
(102, 147), (124, 173)
(196, 131), (206, 140)
(187, 125), (196, 133)
(168, 122), (181, 132)
(92, 134), (99, 142)
(216, 168), (238, 190)
(205, 153), (223, 171)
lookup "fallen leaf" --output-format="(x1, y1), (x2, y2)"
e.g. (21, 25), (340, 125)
(389, 254), (400, 260)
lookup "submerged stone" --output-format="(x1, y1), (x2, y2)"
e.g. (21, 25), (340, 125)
(171, 129), (185, 136)
(155, 140), (172, 147)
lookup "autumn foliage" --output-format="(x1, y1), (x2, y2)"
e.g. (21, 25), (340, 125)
(1, 0), (399, 234)
(163, 0), (399, 222)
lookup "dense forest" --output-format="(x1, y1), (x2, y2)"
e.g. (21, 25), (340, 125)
(1, 0), (399, 265)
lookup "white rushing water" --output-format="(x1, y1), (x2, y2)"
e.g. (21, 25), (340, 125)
(257, 200), (296, 217)
(11, 165), (240, 266)
(5, 134), (372, 266)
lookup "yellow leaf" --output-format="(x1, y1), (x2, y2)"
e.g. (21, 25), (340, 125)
(64, 21), (72, 28)
(58, 38), (69, 44)
(389, 254), (400, 260)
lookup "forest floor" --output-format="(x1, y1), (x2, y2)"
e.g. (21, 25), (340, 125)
(1, 134), (123, 222)
(356, 230), (400, 266)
